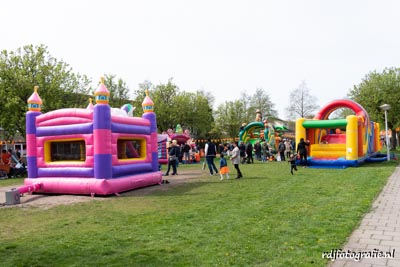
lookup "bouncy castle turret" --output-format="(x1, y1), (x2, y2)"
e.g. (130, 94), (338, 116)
(94, 77), (110, 104)
(142, 89), (159, 172)
(26, 86), (43, 178)
(86, 98), (94, 110)
(93, 77), (112, 179)
(27, 86), (42, 112)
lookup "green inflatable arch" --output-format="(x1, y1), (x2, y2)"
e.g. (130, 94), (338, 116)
(239, 122), (265, 144)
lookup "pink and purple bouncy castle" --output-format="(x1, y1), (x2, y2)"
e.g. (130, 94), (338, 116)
(24, 79), (162, 195)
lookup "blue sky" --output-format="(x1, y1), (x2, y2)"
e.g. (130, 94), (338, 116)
(2, 0), (400, 119)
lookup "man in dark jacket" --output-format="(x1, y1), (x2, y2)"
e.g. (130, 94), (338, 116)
(278, 140), (286, 161)
(205, 139), (218, 175)
(164, 140), (180, 183)
(239, 141), (246, 164)
(246, 142), (254, 164)
(296, 138), (310, 167)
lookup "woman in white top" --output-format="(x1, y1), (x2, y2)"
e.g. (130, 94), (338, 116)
(230, 142), (243, 179)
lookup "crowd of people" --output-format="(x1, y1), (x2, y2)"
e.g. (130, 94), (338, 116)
(162, 136), (311, 181)
(233, 138), (297, 164)
(0, 147), (26, 178)
(0, 138), (309, 182)
(0, 123), (311, 185)
(208, 137), (310, 178)
(0, 138), (310, 191)
(162, 140), (202, 184)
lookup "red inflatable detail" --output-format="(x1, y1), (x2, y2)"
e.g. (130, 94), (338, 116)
(314, 99), (367, 120)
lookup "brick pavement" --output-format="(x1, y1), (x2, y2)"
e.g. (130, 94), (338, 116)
(328, 166), (400, 267)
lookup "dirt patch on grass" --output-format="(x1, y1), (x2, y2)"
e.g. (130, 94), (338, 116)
(0, 169), (207, 210)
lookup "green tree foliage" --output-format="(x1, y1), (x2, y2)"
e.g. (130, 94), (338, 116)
(213, 88), (277, 139)
(285, 81), (319, 119)
(102, 74), (131, 108)
(249, 88), (277, 119)
(214, 100), (246, 138)
(0, 44), (91, 140)
(348, 67), (400, 149)
(132, 79), (214, 138)
(239, 91), (252, 123)
(132, 79), (179, 130)
(130, 80), (153, 114)
(174, 91), (214, 139)
(235, 89), (277, 126)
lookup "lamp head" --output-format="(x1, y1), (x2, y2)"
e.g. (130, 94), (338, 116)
(380, 104), (391, 111)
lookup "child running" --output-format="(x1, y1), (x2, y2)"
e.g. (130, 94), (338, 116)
(219, 154), (230, 180)
(288, 154), (298, 175)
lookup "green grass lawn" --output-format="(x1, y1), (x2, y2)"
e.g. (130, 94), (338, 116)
(0, 158), (398, 267)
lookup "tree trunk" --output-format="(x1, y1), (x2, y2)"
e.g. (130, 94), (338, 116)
(391, 129), (398, 150)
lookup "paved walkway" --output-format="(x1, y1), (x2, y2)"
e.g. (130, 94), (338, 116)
(329, 166), (400, 267)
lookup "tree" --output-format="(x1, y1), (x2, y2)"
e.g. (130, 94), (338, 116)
(249, 88), (277, 120)
(131, 79), (214, 138)
(238, 91), (252, 124)
(348, 68), (400, 149)
(285, 81), (319, 119)
(102, 74), (131, 108)
(130, 80), (154, 115)
(0, 44), (91, 140)
(143, 79), (179, 131)
(173, 91), (213, 138)
(214, 100), (246, 138)
(213, 88), (277, 139)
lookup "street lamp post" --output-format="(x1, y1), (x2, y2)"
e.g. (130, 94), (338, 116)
(380, 104), (391, 161)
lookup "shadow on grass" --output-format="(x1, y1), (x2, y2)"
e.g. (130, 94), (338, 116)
(118, 170), (274, 199)
(360, 160), (399, 168)
(119, 179), (213, 199)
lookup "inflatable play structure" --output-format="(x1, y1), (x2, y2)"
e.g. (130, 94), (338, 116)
(295, 99), (384, 168)
(22, 79), (162, 196)
(157, 134), (169, 165)
(239, 109), (288, 150)
(163, 124), (191, 145)
(158, 125), (191, 165)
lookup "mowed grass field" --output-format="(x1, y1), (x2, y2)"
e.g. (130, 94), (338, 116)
(0, 157), (398, 267)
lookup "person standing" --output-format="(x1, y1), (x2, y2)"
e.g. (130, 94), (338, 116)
(205, 138), (218, 175)
(164, 140), (180, 182)
(230, 141), (243, 179)
(182, 142), (191, 164)
(15, 147), (21, 161)
(296, 138), (310, 167)
(278, 139), (286, 161)
(1, 149), (10, 165)
(261, 141), (267, 162)
(254, 141), (262, 161)
(284, 139), (293, 159)
(245, 141), (254, 164)
(239, 141), (246, 164)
